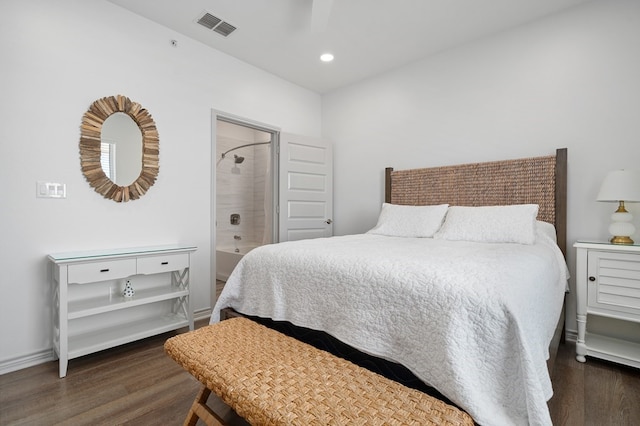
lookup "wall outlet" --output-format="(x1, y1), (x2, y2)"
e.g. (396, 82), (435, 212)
(36, 181), (66, 198)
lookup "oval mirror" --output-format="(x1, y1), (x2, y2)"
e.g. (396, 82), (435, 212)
(101, 112), (143, 186)
(79, 95), (159, 202)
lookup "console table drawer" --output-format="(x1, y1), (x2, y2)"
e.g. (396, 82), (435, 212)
(68, 259), (136, 284)
(137, 253), (189, 275)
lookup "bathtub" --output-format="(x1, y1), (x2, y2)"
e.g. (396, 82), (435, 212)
(216, 243), (261, 281)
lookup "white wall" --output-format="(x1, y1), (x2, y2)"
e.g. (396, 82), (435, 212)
(0, 0), (321, 371)
(323, 0), (640, 336)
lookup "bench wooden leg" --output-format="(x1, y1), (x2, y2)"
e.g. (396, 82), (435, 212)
(184, 385), (226, 426)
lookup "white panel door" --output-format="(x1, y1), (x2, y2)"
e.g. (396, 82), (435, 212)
(279, 133), (333, 242)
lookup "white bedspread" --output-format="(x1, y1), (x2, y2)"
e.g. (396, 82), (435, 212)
(211, 233), (568, 426)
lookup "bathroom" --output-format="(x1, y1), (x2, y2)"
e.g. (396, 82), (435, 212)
(215, 119), (275, 281)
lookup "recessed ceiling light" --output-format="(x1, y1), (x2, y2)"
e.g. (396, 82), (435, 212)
(320, 53), (334, 62)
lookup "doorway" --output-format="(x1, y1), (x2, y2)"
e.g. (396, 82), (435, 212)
(214, 116), (280, 285)
(211, 112), (334, 308)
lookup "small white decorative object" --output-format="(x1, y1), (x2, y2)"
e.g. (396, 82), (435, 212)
(122, 280), (135, 297)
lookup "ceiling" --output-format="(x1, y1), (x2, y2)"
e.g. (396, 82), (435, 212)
(108, 0), (593, 94)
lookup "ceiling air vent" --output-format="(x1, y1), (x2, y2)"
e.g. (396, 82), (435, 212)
(214, 21), (237, 37)
(196, 11), (237, 37)
(197, 12), (221, 30)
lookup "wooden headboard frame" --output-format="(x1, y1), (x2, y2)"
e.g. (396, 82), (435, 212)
(385, 148), (567, 258)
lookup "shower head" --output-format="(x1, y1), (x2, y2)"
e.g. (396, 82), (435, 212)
(234, 155), (245, 164)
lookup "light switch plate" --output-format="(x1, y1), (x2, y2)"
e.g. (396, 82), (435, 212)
(37, 181), (66, 198)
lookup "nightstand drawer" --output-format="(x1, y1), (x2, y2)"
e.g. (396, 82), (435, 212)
(588, 251), (640, 316)
(68, 259), (136, 284)
(137, 253), (189, 275)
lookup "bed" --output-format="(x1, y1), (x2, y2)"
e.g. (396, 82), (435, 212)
(212, 148), (568, 426)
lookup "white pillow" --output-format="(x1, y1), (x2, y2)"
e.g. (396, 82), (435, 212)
(367, 203), (449, 238)
(536, 220), (557, 243)
(434, 204), (539, 244)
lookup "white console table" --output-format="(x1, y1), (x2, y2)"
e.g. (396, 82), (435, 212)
(48, 244), (197, 378)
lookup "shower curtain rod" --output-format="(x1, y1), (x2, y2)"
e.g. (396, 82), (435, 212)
(220, 142), (270, 158)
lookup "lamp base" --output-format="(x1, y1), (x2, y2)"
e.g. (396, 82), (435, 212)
(608, 203), (635, 245)
(610, 235), (634, 245)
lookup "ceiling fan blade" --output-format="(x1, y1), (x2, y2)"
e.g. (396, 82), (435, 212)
(310, 0), (334, 32)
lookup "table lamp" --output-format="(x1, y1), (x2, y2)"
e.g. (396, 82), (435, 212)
(596, 169), (640, 244)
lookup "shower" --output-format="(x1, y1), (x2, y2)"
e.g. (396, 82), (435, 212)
(216, 120), (275, 282)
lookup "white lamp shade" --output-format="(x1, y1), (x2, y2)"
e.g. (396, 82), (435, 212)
(596, 170), (640, 202)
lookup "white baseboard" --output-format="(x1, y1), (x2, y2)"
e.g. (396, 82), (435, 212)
(194, 308), (212, 323)
(0, 349), (55, 376)
(216, 273), (230, 281)
(565, 328), (577, 343)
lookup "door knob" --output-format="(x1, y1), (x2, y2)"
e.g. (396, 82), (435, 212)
(325, 219), (333, 224)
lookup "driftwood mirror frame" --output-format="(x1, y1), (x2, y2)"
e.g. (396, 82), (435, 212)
(79, 95), (159, 202)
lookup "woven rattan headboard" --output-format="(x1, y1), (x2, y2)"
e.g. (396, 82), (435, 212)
(385, 148), (567, 256)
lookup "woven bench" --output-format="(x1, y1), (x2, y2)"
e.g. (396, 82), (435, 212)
(165, 317), (474, 426)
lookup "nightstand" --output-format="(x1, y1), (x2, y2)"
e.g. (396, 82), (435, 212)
(574, 241), (640, 368)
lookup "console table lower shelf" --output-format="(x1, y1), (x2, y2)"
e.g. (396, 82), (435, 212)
(63, 314), (190, 360)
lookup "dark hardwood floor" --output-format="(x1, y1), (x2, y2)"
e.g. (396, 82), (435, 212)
(0, 320), (248, 426)
(548, 340), (640, 425)
(1, 320), (639, 425)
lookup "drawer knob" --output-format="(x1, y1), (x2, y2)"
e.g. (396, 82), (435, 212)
(588, 276), (596, 282)
(161, 261), (169, 265)
(100, 268), (110, 273)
